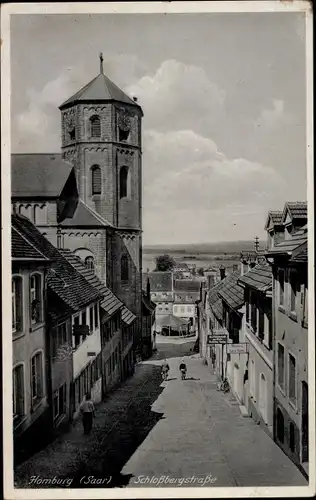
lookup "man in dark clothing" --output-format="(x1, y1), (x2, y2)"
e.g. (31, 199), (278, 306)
(179, 360), (187, 380)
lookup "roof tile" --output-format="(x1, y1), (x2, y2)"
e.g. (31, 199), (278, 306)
(238, 263), (272, 292)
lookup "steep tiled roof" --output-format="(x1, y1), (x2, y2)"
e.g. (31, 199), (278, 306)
(174, 279), (201, 293)
(11, 154), (73, 198)
(60, 72), (142, 113)
(142, 291), (156, 313)
(238, 263), (272, 292)
(142, 272), (173, 292)
(59, 249), (127, 320)
(208, 278), (229, 320)
(60, 200), (113, 228)
(281, 201), (307, 223)
(12, 215), (102, 311)
(217, 271), (244, 311)
(264, 210), (283, 230)
(12, 226), (49, 261)
(266, 227), (308, 256)
(291, 241), (308, 263)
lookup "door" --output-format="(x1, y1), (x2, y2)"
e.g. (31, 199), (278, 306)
(301, 381), (308, 462)
(259, 373), (267, 423)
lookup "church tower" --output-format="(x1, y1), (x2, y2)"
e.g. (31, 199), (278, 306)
(59, 54), (143, 334)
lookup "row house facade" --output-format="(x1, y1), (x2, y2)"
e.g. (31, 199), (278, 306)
(266, 224), (308, 473)
(238, 262), (274, 435)
(173, 279), (200, 333)
(12, 214), (104, 463)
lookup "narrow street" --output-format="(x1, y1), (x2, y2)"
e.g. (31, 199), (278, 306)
(15, 339), (307, 489)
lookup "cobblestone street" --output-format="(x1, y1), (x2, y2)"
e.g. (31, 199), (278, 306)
(15, 340), (307, 489)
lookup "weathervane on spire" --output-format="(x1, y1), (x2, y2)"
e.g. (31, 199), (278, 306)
(99, 52), (104, 74)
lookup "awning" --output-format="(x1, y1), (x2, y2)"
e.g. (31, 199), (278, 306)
(154, 314), (189, 329)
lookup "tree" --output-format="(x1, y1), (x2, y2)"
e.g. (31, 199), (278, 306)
(197, 267), (204, 276)
(154, 254), (176, 272)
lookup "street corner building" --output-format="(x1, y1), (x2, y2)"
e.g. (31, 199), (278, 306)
(198, 201), (309, 478)
(11, 56), (144, 464)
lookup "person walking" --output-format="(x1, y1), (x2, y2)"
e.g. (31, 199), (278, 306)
(80, 392), (95, 435)
(161, 359), (170, 381)
(179, 360), (187, 380)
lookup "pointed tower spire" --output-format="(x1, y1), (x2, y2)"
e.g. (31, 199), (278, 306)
(99, 52), (104, 74)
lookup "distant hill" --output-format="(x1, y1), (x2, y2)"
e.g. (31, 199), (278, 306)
(143, 240), (255, 255)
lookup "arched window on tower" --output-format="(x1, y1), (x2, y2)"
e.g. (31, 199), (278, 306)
(91, 165), (101, 195)
(85, 256), (95, 272)
(90, 115), (101, 138)
(121, 255), (129, 281)
(119, 166), (129, 199)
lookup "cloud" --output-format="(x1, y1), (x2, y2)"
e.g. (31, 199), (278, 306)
(254, 99), (294, 131)
(126, 59), (225, 133)
(142, 128), (287, 244)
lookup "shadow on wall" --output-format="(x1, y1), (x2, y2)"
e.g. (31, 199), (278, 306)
(69, 364), (165, 488)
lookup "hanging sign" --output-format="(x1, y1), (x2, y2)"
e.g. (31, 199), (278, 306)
(207, 334), (227, 344)
(226, 343), (248, 354)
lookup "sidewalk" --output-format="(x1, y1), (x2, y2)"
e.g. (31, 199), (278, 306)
(14, 363), (161, 488)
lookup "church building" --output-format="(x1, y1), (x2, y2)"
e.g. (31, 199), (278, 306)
(12, 54), (144, 353)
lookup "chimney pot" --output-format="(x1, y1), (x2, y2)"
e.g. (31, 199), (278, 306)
(133, 96), (138, 102)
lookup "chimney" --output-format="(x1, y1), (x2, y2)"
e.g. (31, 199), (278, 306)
(146, 277), (151, 299)
(219, 265), (226, 280)
(133, 96), (138, 102)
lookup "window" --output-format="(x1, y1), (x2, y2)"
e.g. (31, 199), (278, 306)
(53, 384), (66, 422)
(30, 274), (42, 324)
(12, 277), (23, 333)
(245, 289), (250, 323)
(90, 115), (101, 138)
(119, 127), (130, 142)
(174, 306), (178, 313)
(277, 343), (285, 390)
(13, 364), (24, 419)
(91, 165), (101, 195)
(119, 166), (129, 199)
(290, 271), (297, 313)
(52, 322), (68, 359)
(258, 304), (265, 341)
(180, 306), (185, 313)
(251, 294), (257, 332)
(303, 285), (308, 326)
(289, 354), (296, 404)
(94, 304), (99, 329)
(31, 352), (43, 405)
(250, 360), (256, 398)
(69, 127), (76, 141)
(82, 310), (87, 340)
(289, 422), (295, 452)
(85, 256), (95, 271)
(89, 306), (94, 332)
(279, 269), (285, 307)
(121, 255), (129, 281)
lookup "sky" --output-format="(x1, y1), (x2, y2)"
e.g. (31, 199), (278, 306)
(11, 12), (307, 245)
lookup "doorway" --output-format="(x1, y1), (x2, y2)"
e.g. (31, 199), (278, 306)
(259, 373), (267, 423)
(301, 381), (308, 462)
(277, 408), (284, 444)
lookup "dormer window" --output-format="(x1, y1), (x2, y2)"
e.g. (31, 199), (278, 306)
(90, 115), (101, 138)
